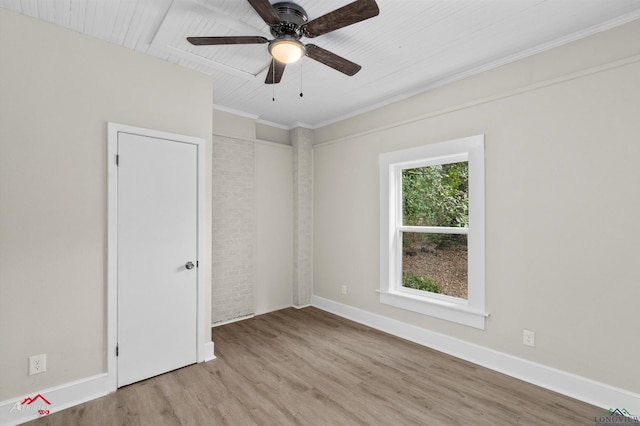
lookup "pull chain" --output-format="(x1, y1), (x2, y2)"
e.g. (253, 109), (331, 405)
(299, 62), (304, 98)
(272, 57), (276, 102)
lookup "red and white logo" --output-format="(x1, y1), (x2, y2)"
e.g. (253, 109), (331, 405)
(9, 393), (51, 416)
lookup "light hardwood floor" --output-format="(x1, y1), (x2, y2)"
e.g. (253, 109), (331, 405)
(28, 307), (600, 425)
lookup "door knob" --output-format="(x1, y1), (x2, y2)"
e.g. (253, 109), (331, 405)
(185, 261), (195, 270)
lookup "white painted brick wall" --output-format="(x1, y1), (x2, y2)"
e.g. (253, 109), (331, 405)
(211, 136), (255, 323)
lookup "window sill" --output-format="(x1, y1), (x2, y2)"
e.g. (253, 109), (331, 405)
(379, 290), (488, 329)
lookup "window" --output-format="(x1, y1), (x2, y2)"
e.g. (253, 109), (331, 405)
(379, 135), (486, 329)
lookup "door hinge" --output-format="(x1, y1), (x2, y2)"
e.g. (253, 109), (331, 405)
(116, 154), (119, 166)
(116, 344), (119, 357)
(196, 260), (199, 268)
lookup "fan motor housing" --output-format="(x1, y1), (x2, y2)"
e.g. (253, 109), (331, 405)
(270, 2), (308, 39)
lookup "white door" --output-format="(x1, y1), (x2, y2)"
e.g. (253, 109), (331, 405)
(117, 132), (198, 387)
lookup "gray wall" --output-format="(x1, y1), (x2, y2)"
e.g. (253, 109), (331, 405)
(0, 9), (213, 400)
(312, 19), (640, 394)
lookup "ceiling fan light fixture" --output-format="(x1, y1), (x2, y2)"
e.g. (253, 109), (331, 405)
(269, 39), (305, 64)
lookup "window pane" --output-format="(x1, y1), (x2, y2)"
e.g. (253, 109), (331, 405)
(402, 233), (468, 299)
(402, 162), (468, 227)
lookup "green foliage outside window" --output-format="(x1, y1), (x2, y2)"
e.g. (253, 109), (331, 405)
(402, 162), (469, 228)
(402, 162), (468, 250)
(402, 273), (442, 293)
(401, 161), (469, 296)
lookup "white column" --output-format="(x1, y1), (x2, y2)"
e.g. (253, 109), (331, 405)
(291, 127), (313, 307)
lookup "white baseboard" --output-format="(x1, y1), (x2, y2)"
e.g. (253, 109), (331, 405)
(202, 341), (216, 362)
(311, 295), (640, 411)
(211, 313), (255, 328)
(292, 303), (311, 309)
(3, 340), (215, 426)
(0, 373), (111, 426)
(255, 303), (297, 316)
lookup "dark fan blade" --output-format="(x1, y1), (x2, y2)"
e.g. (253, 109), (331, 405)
(247, 0), (281, 26)
(305, 44), (361, 76)
(265, 60), (286, 84)
(303, 0), (379, 38)
(187, 36), (269, 45)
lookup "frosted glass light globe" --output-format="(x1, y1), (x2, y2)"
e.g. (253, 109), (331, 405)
(269, 39), (305, 64)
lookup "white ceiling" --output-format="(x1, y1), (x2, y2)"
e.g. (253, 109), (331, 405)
(3, 0), (640, 128)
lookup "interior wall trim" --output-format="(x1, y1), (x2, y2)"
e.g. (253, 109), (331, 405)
(310, 295), (640, 411)
(313, 53), (640, 147)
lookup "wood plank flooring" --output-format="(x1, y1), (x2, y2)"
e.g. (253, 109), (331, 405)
(27, 307), (600, 425)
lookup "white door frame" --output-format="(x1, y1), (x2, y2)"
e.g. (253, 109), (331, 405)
(107, 122), (209, 392)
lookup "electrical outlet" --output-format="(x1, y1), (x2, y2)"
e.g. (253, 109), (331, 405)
(341, 285), (347, 294)
(29, 354), (47, 375)
(523, 330), (535, 347)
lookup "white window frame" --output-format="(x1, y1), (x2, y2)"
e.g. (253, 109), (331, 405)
(379, 135), (487, 329)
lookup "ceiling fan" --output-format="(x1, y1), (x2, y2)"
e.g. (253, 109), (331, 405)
(187, 0), (380, 84)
